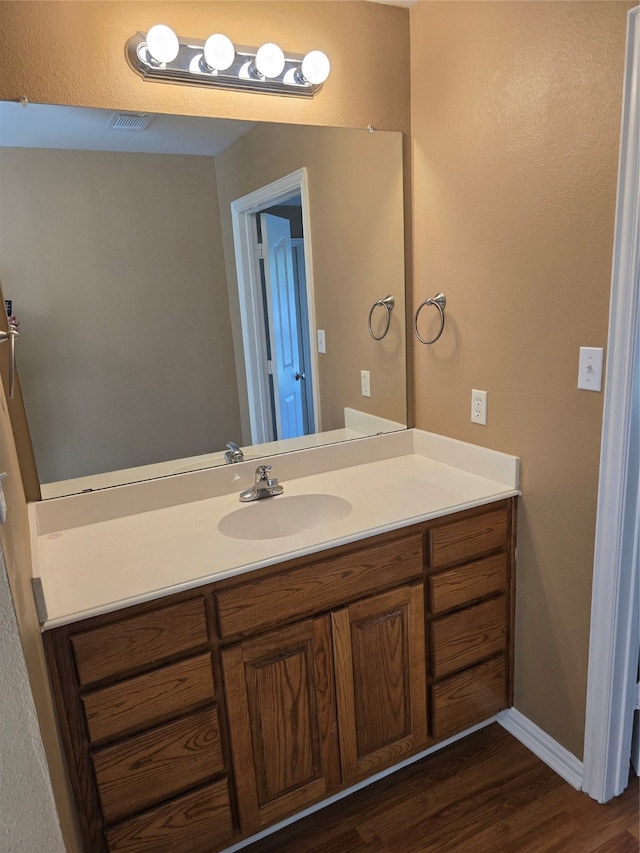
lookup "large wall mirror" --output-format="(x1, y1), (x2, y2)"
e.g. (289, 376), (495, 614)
(0, 102), (407, 499)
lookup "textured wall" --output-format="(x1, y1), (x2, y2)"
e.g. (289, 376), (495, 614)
(0, 4), (410, 850)
(0, 148), (240, 483)
(0, 547), (64, 853)
(410, 0), (632, 757)
(0, 1), (410, 131)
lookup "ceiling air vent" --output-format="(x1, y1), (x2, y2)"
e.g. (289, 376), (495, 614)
(106, 112), (155, 132)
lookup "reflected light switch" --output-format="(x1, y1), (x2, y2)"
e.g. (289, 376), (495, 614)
(578, 347), (604, 392)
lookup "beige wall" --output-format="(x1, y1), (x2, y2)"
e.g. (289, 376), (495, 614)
(215, 123), (406, 436)
(0, 3), (410, 849)
(0, 1), (410, 131)
(0, 147), (240, 483)
(410, 0), (632, 758)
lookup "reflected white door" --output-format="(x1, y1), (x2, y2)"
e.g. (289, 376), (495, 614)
(260, 212), (308, 440)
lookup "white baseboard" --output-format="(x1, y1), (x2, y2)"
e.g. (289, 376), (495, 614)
(498, 708), (583, 790)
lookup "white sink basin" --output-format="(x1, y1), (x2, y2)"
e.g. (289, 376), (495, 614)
(217, 494), (352, 540)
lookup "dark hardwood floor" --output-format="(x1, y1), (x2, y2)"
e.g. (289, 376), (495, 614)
(244, 724), (639, 853)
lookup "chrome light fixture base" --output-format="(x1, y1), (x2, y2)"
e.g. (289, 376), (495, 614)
(126, 32), (327, 98)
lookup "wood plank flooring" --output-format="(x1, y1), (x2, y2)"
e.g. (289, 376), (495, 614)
(245, 724), (639, 853)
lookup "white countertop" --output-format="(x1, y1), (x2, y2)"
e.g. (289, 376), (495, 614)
(30, 430), (519, 630)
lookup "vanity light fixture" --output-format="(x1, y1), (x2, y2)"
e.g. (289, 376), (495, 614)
(126, 26), (330, 97)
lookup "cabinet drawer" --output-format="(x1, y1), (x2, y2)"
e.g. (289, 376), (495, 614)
(430, 656), (506, 741)
(428, 553), (507, 614)
(105, 777), (234, 853)
(83, 653), (215, 744)
(93, 707), (225, 823)
(72, 597), (209, 686)
(431, 596), (505, 679)
(215, 533), (424, 640)
(427, 505), (508, 569)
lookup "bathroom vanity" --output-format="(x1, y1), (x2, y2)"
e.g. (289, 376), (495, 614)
(31, 430), (519, 853)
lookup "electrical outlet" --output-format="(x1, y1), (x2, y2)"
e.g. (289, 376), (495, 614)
(471, 389), (487, 425)
(361, 370), (371, 397)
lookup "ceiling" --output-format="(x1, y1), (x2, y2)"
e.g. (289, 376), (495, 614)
(0, 101), (256, 156)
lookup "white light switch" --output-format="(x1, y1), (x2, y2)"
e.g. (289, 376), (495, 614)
(317, 329), (326, 354)
(578, 347), (604, 392)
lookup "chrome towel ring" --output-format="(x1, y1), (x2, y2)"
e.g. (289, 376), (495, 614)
(414, 292), (446, 345)
(368, 295), (395, 340)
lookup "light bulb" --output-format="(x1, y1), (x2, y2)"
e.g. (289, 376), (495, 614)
(146, 24), (179, 64)
(203, 33), (235, 71)
(255, 43), (285, 79)
(300, 50), (330, 85)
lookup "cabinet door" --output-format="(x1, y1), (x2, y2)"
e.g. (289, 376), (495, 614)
(221, 616), (340, 835)
(332, 583), (427, 783)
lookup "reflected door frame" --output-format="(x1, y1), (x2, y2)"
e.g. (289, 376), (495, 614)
(231, 168), (321, 445)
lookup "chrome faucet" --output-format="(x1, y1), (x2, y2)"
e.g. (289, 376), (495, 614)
(224, 441), (244, 464)
(239, 465), (284, 502)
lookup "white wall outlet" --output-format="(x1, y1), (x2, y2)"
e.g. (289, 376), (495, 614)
(317, 329), (326, 354)
(361, 370), (371, 397)
(577, 346), (604, 391)
(471, 389), (488, 425)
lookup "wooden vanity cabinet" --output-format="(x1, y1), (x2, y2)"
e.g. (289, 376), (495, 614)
(42, 498), (515, 853)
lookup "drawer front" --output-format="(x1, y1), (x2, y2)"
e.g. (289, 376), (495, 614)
(83, 653), (215, 744)
(428, 505), (508, 569)
(430, 656), (506, 741)
(72, 597), (209, 686)
(431, 596), (505, 679)
(428, 553), (507, 614)
(215, 533), (424, 640)
(93, 707), (224, 823)
(105, 778), (234, 853)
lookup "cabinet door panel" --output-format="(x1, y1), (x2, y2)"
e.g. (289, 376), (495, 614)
(333, 584), (427, 783)
(222, 616), (340, 835)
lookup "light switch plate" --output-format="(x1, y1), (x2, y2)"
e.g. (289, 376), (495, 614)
(317, 329), (326, 354)
(578, 347), (604, 392)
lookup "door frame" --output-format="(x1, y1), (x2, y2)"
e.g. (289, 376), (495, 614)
(582, 5), (639, 803)
(231, 168), (320, 445)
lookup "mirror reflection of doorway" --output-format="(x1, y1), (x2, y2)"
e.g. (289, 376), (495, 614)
(259, 203), (314, 440)
(231, 168), (320, 446)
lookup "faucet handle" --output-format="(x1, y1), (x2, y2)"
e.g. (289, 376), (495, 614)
(255, 465), (272, 482)
(225, 441), (244, 464)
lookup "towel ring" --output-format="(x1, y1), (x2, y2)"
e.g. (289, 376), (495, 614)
(414, 292), (446, 345)
(368, 295), (395, 340)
